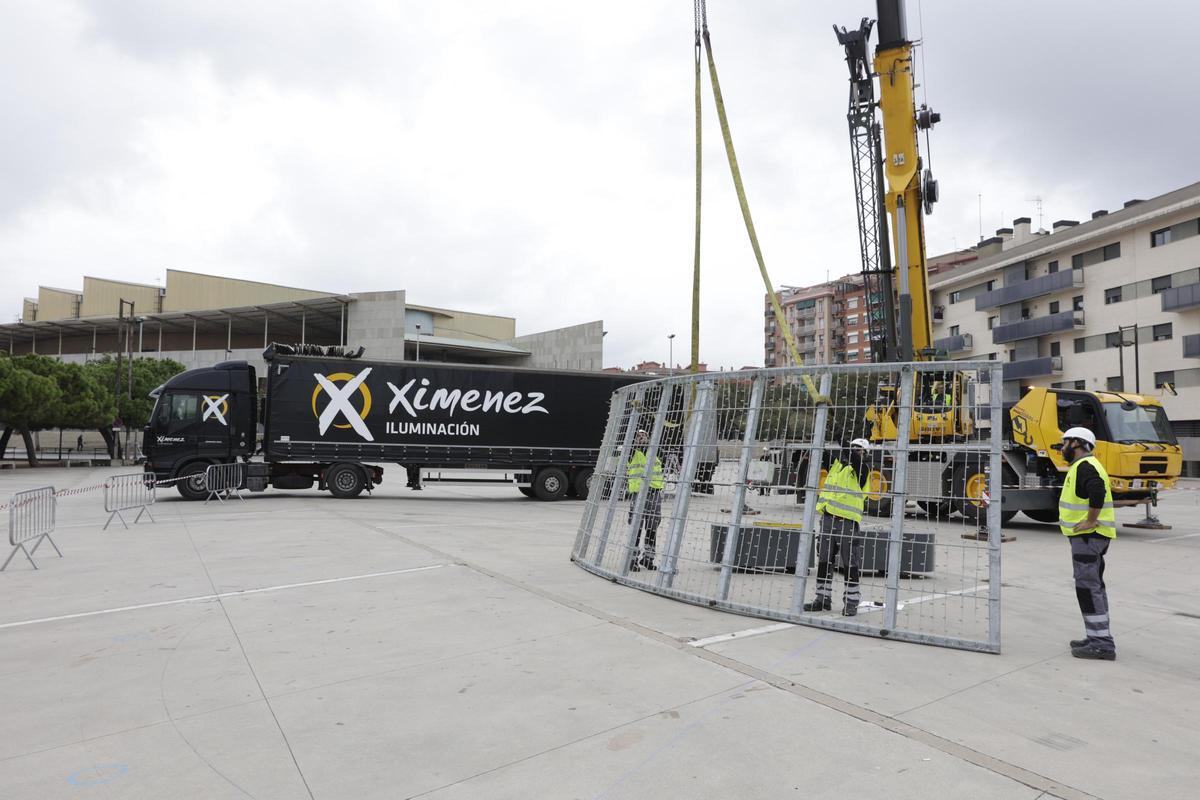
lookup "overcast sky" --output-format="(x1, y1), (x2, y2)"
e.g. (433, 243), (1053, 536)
(3, 1), (1196, 369)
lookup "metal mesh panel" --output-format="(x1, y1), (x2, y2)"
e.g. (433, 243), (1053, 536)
(572, 362), (1005, 653)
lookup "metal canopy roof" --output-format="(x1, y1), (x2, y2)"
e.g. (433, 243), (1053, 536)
(2, 295), (354, 346)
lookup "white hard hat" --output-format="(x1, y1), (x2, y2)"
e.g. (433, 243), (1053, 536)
(1061, 427), (1096, 448)
(849, 437), (872, 450)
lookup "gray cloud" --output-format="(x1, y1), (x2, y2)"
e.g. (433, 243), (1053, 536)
(2, 0), (1196, 369)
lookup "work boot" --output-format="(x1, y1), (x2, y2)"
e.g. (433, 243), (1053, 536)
(1071, 642), (1116, 661)
(842, 601), (859, 617)
(803, 597), (832, 612)
(1069, 638), (1089, 649)
(640, 550), (658, 571)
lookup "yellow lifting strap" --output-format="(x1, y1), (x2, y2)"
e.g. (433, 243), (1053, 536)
(695, 11), (825, 404)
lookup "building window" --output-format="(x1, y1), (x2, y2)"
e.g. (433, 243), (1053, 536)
(1021, 305), (1031, 320)
(1074, 380), (1086, 390)
(1151, 227), (1172, 247)
(847, 297), (859, 309)
(1073, 295), (1084, 312)
(1049, 301), (1060, 314)
(1074, 338), (1085, 354)
(1102, 242), (1121, 261)
(949, 325), (959, 336)
(987, 316), (997, 330)
(1009, 350), (1017, 362)
(848, 332), (859, 344)
(1105, 331), (1122, 348)
(986, 280), (996, 291)
(1071, 254), (1084, 269)
(1155, 370), (1175, 389)
(1153, 323), (1173, 341)
(1107, 376), (1124, 391)
(1104, 287), (1122, 304)
(847, 350), (859, 361)
(847, 314), (858, 325)
(1152, 275), (1172, 294)
(1050, 341), (1061, 357)
(949, 290), (961, 304)
(1048, 260), (1059, 273)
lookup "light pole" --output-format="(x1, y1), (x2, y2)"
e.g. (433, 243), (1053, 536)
(668, 333), (675, 375)
(414, 324), (422, 362)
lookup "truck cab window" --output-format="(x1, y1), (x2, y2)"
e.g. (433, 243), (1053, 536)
(1055, 394), (1099, 438)
(162, 394), (199, 432)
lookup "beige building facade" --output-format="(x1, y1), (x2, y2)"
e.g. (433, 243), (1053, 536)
(931, 180), (1200, 473)
(5, 269), (605, 377)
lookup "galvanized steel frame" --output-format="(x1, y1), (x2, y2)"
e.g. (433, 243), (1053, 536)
(3, 486), (61, 572)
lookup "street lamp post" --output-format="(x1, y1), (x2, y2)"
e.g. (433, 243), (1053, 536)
(668, 333), (675, 375)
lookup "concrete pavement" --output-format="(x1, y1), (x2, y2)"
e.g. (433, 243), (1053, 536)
(1, 466), (1197, 799)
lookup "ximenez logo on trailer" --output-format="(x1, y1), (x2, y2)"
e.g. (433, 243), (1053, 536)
(311, 370), (551, 441)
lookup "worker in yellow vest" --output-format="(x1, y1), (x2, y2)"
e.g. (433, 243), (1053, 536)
(1058, 426), (1118, 661)
(804, 438), (871, 616)
(627, 429), (665, 572)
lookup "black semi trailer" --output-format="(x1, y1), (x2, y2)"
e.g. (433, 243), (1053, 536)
(143, 344), (642, 501)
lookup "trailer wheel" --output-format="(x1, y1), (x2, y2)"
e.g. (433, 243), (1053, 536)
(573, 468), (594, 501)
(1023, 508), (1059, 524)
(327, 463), (366, 499)
(533, 467), (568, 501)
(176, 462), (210, 501)
(918, 500), (953, 521)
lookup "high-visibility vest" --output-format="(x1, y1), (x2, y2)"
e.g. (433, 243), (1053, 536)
(1059, 455), (1116, 538)
(817, 459), (865, 523)
(627, 449), (664, 493)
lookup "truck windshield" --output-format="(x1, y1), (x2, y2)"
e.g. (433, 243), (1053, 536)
(1102, 403), (1176, 445)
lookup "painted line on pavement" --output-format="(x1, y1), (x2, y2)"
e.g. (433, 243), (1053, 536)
(0, 563), (452, 630)
(1143, 531), (1200, 544)
(688, 622), (795, 648)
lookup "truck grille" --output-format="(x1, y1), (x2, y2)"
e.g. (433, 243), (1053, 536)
(1140, 456), (1169, 475)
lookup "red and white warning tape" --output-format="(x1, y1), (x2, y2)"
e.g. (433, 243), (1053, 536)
(0, 475), (190, 512)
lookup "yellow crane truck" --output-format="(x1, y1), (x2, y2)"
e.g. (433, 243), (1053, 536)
(835, 1), (1181, 524)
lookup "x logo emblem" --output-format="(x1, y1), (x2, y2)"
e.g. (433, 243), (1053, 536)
(202, 394), (229, 425)
(314, 368), (374, 441)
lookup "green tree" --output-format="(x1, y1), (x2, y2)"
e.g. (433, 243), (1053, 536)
(0, 355), (62, 466)
(84, 356), (185, 456)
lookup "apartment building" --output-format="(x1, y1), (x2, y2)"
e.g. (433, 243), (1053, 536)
(766, 275), (871, 367)
(930, 180), (1200, 473)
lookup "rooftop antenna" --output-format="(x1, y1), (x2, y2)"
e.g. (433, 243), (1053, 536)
(977, 193), (983, 242)
(1026, 195), (1045, 231)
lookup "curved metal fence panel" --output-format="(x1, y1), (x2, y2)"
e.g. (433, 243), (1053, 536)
(571, 362), (1006, 653)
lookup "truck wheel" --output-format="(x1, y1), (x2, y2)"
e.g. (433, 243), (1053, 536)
(952, 462), (989, 523)
(533, 467), (568, 501)
(176, 463), (209, 501)
(1024, 508), (1059, 524)
(573, 468), (594, 501)
(864, 465), (892, 518)
(327, 463), (366, 499)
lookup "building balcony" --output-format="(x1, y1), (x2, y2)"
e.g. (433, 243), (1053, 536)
(1002, 356), (1063, 381)
(933, 333), (973, 353)
(992, 310), (1084, 344)
(1185, 333), (1200, 359)
(1161, 282), (1200, 312)
(974, 269), (1083, 311)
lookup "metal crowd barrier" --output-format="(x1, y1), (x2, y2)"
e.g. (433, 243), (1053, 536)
(3, 486), (61, 571)
(103, 472), (157, 530)
(204, 462), (246, 504)
(571, 361), (1006, 653)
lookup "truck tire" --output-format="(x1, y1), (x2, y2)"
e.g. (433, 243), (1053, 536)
(176, 462), (210, 501)
(1023, 508), (1060, 524)
(573, 468), (594, 501)
(327, 463), (366, 499)
(918, 500), (953, 521)
(864, 463), (892, 518)
(533, 467), (568, 501)
(951, 462), (988, 523)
